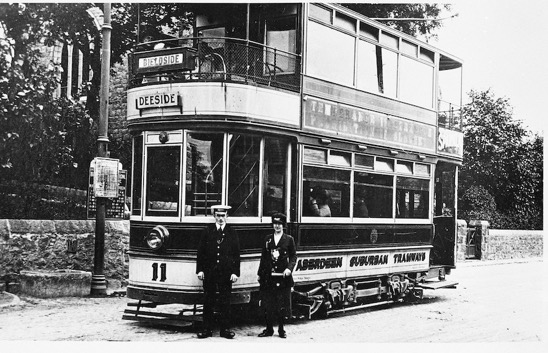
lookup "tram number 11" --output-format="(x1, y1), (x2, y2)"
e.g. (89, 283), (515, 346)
(151, 262), (167, 282)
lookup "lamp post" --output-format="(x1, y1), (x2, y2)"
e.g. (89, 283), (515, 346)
(90, 3), (112, 296)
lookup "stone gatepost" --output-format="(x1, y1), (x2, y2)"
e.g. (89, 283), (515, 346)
(456, 219), (468, 262)
(468, 220), (490, 260)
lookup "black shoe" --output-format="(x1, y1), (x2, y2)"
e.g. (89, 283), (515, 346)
(258, 329), (274, 337)
(197, 329), (212, 339)
(278, 331), (286, 339)
(220, 329), (235, 339)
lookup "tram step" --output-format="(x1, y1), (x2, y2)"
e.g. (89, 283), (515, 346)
(123, 309), (203, 322)
(416, 280), (458, 290)
(122, 315), (195, 328)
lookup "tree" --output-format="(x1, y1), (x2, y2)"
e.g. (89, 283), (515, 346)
(459, 90), (543, 229)
(340, 3), (452, 40)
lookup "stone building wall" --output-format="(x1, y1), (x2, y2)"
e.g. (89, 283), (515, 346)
(0, 219), (129, 289)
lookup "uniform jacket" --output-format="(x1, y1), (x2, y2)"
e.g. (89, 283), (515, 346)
(196, 224), (240, 279)
(257, 232), (297, 289)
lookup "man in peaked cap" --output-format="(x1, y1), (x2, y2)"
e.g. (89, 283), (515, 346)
(257, 212), (297, 338)
(196, 205), (240, 339)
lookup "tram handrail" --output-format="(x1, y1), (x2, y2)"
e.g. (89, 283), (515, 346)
(130, 36), (301, 92)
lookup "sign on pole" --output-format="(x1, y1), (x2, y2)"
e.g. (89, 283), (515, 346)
(87, 158), (127, 219)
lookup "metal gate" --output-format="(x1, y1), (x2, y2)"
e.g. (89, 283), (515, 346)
(465, 227), (481, 259)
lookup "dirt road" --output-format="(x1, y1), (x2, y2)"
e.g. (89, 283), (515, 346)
(0, 259), (545, 350)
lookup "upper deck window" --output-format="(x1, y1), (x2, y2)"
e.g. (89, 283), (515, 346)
(334, 12), (356, 33)
(265, 16), (297, 73)
(401, 40), (417, 57)
(399, 56), (434, 108)
(381, 32), (399, 50)
(306, 20), (354, 87)
(420, 47), (435, 64)
(359, 22), (379, 41)
(309, 4), (332, 23)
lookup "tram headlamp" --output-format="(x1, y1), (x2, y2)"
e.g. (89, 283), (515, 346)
(146, 225), (169, 250)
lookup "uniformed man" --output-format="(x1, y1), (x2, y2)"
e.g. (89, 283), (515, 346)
(257, 212), (297, 338)
(196, 205), (240, 339)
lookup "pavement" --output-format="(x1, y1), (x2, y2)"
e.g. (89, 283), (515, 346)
(0, 257), (542, 309)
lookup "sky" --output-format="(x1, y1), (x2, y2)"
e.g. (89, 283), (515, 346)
(430, 0), (548, 135)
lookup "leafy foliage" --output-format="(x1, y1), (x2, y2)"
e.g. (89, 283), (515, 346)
(340, 3), (452, 40)
(459, 90), (543, 229)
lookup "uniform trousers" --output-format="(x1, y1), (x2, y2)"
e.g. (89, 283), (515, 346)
(203, 271), (232, 331)
(262, 286), (290, 333)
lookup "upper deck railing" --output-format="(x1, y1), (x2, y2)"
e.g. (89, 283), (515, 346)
(129, 37), (301, 92)
(438, 100), (462, 132)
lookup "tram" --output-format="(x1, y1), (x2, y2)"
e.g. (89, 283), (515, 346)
(123, 3), (463, 324)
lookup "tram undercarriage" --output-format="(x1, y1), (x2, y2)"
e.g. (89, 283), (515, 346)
(122, 268), (457, 327)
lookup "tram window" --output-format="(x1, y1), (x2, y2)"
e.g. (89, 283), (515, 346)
(307, 20), (355, 87)
(357, 42), (397, 97)
(145, 146), (181, 216)
(401, 40), (417, 57)
(359, 22), (379, 41)
(303, 147), (327, 164)
(132, 135), (143, 216)
(334, 12), (356, 33)
(420, 48), (435, 64)
(375, 157), (394, 172)
(379, 48), (398, 97)
(381, 32), (399, 50)
(355, 154), (374, 169)
(415, 163), (430, 176)
(228, 134), (260, 217)
(357, 40), (380, 93)
(265, 16), (297, 73)
(399, 56), (434, 108)
(396, 177), (429, 219)
(396, 161), (413, 174)
(329, 151), (351, 167)
(185, 133), (224, 216)
(309, 4), (332, 23)
(353, 172), (393, 218)
(263, 138), (288, 216)
(303, 166), (350, 217)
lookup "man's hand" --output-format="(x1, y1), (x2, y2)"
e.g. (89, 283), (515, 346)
(197, 271), (204, 281)
(230, 274), (239, 283)
(283, 269), (291, 277)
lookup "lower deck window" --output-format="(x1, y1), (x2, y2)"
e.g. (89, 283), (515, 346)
(146, 146), (181, 216)
(303, 166), (350, 217)
(396, 177), (429, 219)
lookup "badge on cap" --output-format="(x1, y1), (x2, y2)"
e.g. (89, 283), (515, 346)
(211, 205), (232, 215)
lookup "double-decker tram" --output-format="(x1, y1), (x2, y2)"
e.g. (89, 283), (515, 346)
(123, 3), (464, 324)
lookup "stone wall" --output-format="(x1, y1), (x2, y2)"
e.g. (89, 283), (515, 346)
(481, 229), (543, 260)
(0, 219), (129, 289)
(1, 218), (543, 292)
(456, 220), (543, 261)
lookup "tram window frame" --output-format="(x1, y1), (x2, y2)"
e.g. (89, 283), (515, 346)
(309, 3), (332, 24)
(184, 132), (226, 220)
(227, 134), (261, 217)
(131, 134), (143, 216)
(263, 137), (289, 217)
(144, 144), (182, 218)
(265, 15), (298, 75)
(395, 176), (430, 220)
(302, 165), (351, 220)
(300, 146), (432, 224)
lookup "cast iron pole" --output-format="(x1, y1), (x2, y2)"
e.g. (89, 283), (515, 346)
(91, 3), (111, 296)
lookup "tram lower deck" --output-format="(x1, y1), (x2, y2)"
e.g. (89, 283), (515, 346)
(124, 221), (456, 321)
